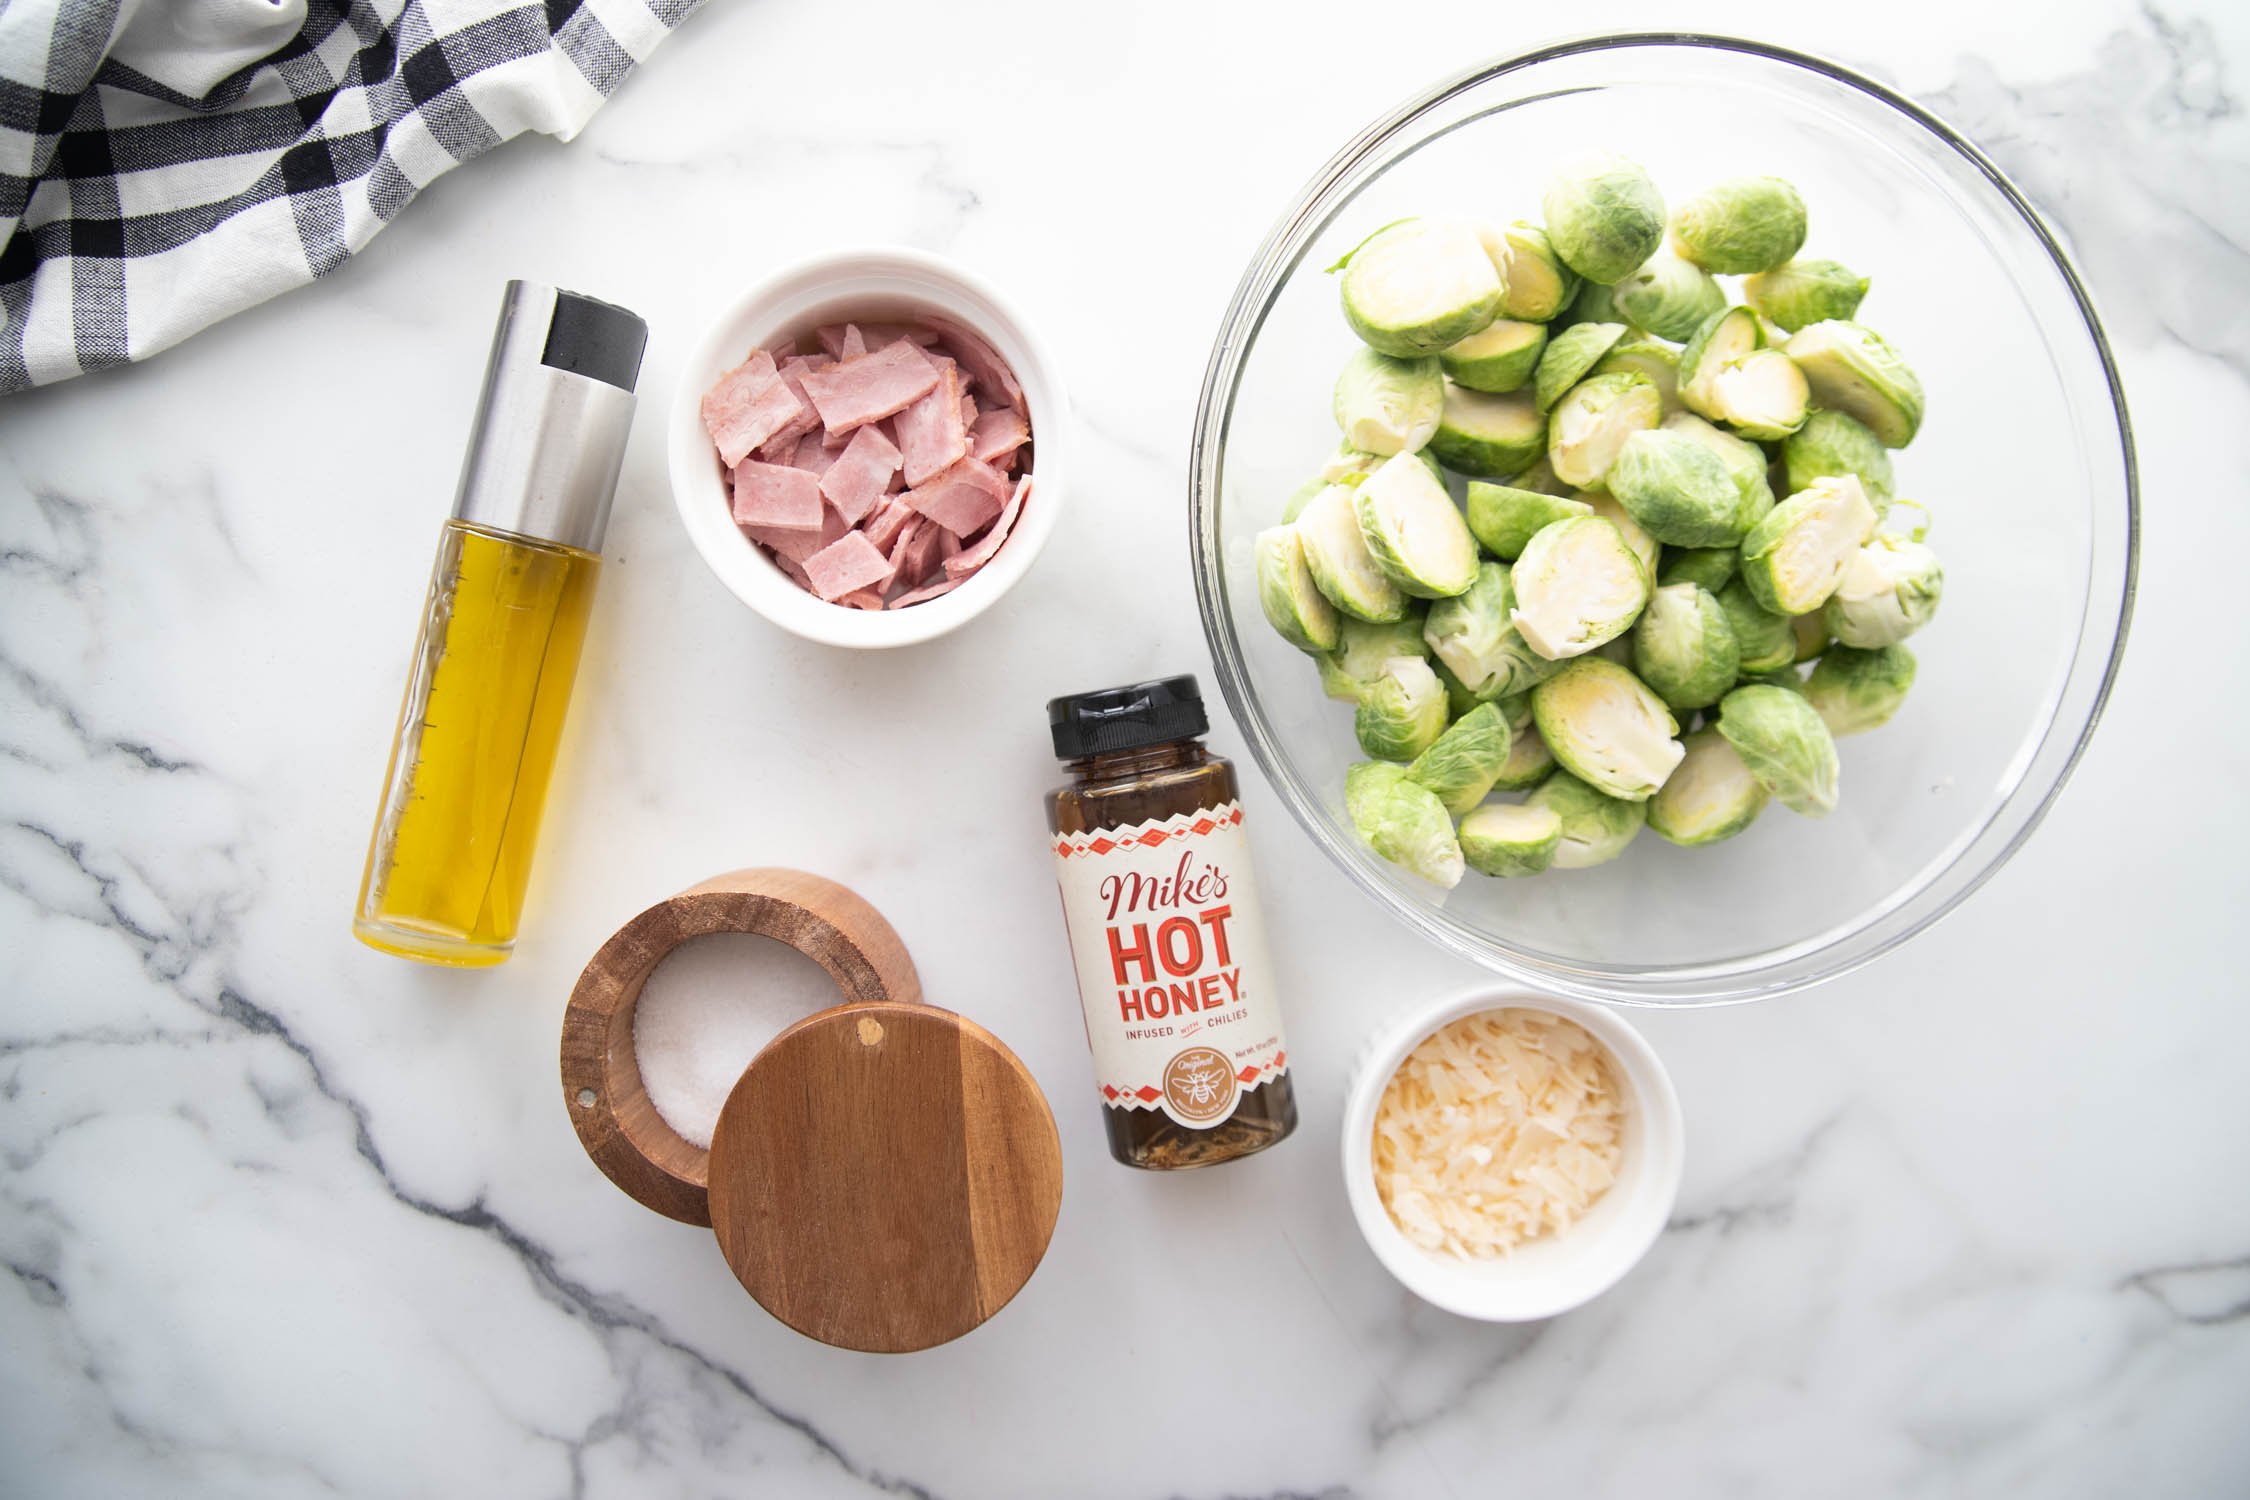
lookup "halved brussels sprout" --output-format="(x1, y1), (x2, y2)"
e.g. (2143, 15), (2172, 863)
(1678, 306), (1765, 417)
(1255, 525), (1341, 653)
(1804, 643), (1917, 736)
(1352, 452), (1480, 599)
(1355, 656), (1450, 762)
(1423, 561), (1564, 700)
(1670, 176), (1808, 274)
(1430, 654), (1493, 717)
(1527, 770), (1646, 868)
(1465, 482), (1592, 559)
(1509, 515), (1652, 660)
(1500, 455), (1573, 497)
(1491, 714), (1557, 791)
(1717, 577), (1797, 673)
(1610, 250), (1727, 342)
(1548, 371), (1662, 488)
(1607, 428), (1752, 547)
(1321, 610), (1430, 701)
(1662, 411), (1775, 529)
(1646, 728), (1770, 846)
(1792, 610), (1831, 663)
(1484, 221), (1581, 321)
(1439, 318), (1548, 394)
(1345, 761), (1465, 888)
(1714, 684), (1840, 816)
(1333, 348), (1444, 455)
(1738, 473), (1880, 615)
(1281, 474), (1328, 523)
(1706, 349), (1811, 440)
(1530, 656), (1685, 802)
(1459, 800), (1565, 877)
(1581, 491), (1660, 581)
(1632, 582), (1742, 712)
(1297, 483), (1408, 622)
(1784, 320), (1925, 447)
(1533, 322), (1628, 412)
(1323, 442), (1448, 489)
(1744, 258), (1869, 333)
(1823, 535), (1943, 647)
(1407, 702), (1514, 816)
(1659, 544), (1739, 594)
(1542, 153), (1666, 285)
(1783, 409), (1895, 502)
(1427, 384), (1547, 479)
(1596, 337), (1684, 417)
(1338, 217), (1504, 357)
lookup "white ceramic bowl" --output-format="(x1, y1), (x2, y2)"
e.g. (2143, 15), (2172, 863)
(1342, 989), (1684, 1321)
(668, 247), (1068, 649)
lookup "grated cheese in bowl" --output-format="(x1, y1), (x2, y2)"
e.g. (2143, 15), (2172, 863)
(1372, 1007), (1626, 1259)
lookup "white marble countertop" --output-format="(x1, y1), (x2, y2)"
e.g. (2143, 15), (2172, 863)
(4, 1), (2246, 1494)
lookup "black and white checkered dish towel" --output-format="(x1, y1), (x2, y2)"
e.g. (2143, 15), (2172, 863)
(0, 0), (702, 393)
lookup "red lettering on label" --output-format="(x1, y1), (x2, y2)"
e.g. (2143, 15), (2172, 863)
(1197, 905), (1234, 966)
(1108, 923), (1155, 985)
(1155, 917), (1203, 977)
(1118, 987), (1145, 1022)
(1168, 981), (1198, 1015)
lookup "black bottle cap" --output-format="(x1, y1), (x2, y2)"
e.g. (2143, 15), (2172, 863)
(541, 289), (648, 393)
(1049, 676), (1209, 759)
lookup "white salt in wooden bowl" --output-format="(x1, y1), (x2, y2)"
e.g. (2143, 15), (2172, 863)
(668, 247), (1069, 649)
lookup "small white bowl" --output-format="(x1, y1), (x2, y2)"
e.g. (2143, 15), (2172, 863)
(1342, 988), (1684, 1322)
(668, 247), (1068, 649)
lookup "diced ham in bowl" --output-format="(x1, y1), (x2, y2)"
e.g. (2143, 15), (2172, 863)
(700, 319), (1034, 608)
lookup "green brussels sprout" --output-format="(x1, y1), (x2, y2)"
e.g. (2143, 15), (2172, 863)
(1320, 610), (1431, 702)
(1355, 656), (1450, 762)
(1738, 473), (1881, 615)
(1490, 717), (1557, 790)
(1323, 442), (1448, 490)
(1560, 276), (1628, 330)
(1345, 761), (1465, 888)
(1804, 643), (1917, 736)
(1527, 770), (1646, 869)
(1792, 610), (1831, 663)
(1281, 474), (1328, 523)
(1714, 684), (1840, 817)
(1669, 176), (1808, 274)
(1784, 320), (1925, 447)
(1717, 577), (1797, 673)
(1607, 428), (1753, 547)
(1351, 452), (1480, 599)
(1465, 482), (1593, 559)
(1580, 491), (1660, 581)
(1823, 535), (1943, 647)
(1459, 800), (1565, 877)
(1548, 371), (1662, 488)
(1661, 411), (1775, 529)
(1423, 561), (1564, 700)
(1706, 349), (1811, 440)
(1541, 153), (1666, 285)
(1500, 455), (1574, 497)
(1659, 545), (1739, 593)
(1430, 653), (1495, 717)
(1783, 409), (1895, 502)
(1533, 322), (1628, 412)
(1332, 348), (1444, 455)
(1610, 250), (1727, 341)
(1678, 307), (1766, 420)
(1407, 702), (1514, 816)
(1737, 663), (1806, 691)
(1531, 656), (1685, 802)
(1591, 632), (1637, 669)
(1427, 384), (1547, 479)
(1255, 525), (1342, 653)
(1297, 482), (1408, 622)
(1439, 318), (1548, 394)
(1483, 221), (1581, 321)
(1646, 728), (1771, 846)
(1337, 217), (1504, 357)
(1632, 582), (1742, 712)
(1744, 259), (1869, 333)
(1509, 515), (1652, 661)
(1595, 337), (1683, 417)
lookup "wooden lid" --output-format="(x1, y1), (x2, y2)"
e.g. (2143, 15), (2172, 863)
(707, 1000), (1063, 1354)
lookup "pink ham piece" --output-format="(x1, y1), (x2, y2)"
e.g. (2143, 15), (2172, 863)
(731, 460), (824, 528)
(701, 350), (809, 466)
(902, 453), (1013, 535)
(861, 493), (917, 553)
(819, 423), (903, 525)
(945, 477), (1030, 580)
(839, 588), (887, 611)
(744, 504), (846, 564)
(893, 365), (968, 487)
(815, 325), (848, 359)
(923, 316), (1024, 413)
(890, 575), (963, 608)
(841, 324), (867, 359)
(959, 391), (978, 432)
(969, 406), (1030, 466)
(792, 431), (839, 474)
(891, 514), (946, 587)
(802, 531), (894, 601)
(798, 339), (941, 434)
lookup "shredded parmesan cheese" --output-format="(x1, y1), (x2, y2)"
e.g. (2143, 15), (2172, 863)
(1372, 1008), (1625, 1259)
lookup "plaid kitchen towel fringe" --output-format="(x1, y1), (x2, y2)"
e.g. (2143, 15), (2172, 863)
(0, 0), (703, 393)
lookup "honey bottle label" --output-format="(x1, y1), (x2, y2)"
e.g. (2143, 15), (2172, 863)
(1051, 801), (1289, 1127)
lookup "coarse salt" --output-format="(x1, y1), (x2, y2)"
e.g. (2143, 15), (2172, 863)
(632, 933), (843, 1149)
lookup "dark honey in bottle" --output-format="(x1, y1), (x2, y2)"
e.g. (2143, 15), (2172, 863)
(1045, 676), (1297, 1170)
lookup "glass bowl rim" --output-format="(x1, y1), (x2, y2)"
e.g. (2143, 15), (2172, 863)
(1188, 31), (2140, 1007)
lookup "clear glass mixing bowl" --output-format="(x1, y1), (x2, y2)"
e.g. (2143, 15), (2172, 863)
(1191, 35), (2137, 1005)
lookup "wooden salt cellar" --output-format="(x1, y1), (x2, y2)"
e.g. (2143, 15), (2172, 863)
(561, 868), (1063, 1353)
